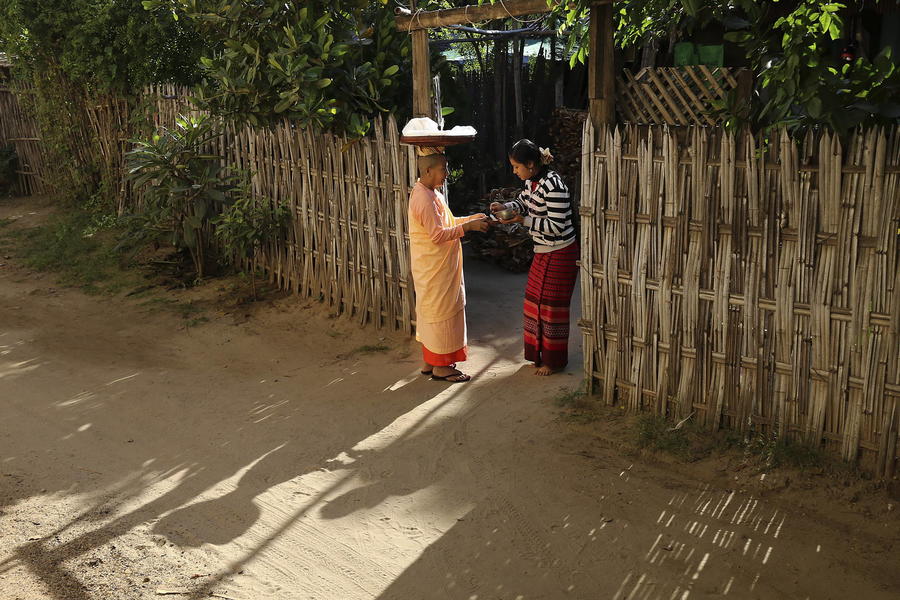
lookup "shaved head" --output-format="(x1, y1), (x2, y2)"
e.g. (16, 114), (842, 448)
(417, 153), (447, 177)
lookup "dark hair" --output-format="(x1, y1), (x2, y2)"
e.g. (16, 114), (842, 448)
(508, 138), (542, 167)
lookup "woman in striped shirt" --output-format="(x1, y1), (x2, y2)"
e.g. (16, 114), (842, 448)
(491, 139), (579, 376)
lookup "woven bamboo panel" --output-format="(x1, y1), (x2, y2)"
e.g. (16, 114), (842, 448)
(142, 84), (416, 332)
(616, 67), (748, 126)
(579, 123), (900, 475)
(84, 95), (131, 212)
(1, 78), (130, 203)
(0, 86), (49, 195)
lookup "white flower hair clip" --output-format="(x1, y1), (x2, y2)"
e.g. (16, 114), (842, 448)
(539, 146), (554, 165)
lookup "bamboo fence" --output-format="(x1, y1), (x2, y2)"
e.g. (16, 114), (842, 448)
(0, 84), (49, 195)
(0, 81), (417, 330)
(84, 94), (132, 213)
(5, 81), (898, 472)
(143, 84), (417, 332)
(579, 122), (900, 475)
(0, 74), (129, 202)
(616, 67), (750, 126)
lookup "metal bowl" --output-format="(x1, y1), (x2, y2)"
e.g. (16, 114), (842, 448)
(492, 207), (517, 220)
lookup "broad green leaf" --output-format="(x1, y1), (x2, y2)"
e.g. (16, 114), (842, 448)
(807, 97), (823, 118)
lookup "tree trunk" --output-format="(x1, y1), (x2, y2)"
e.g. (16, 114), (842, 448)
(472, 40), (488, 197)
(513, 37), (524, 141)
(493, 27), (507, 166)
(552, 36), (564, 108)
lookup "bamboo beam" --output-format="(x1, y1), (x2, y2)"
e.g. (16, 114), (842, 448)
(396, 0), (604, 32)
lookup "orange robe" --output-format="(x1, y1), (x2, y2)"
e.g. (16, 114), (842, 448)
(408, 181), (480, 364)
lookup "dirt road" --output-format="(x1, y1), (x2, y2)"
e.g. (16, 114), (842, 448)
(1, 198), (898, 600)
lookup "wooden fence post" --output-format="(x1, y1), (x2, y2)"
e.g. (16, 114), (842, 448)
(588, 2), (615, 128)
(410, 0), (434, 119)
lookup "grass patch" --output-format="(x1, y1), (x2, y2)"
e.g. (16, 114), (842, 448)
(743, 432), (846, 472)
(633, 414), (844, 472)
(1, 211), (141, 294)
(553, 386), (604, 423)
(635, 414), (745, 462)
(636, 415), (693, 459)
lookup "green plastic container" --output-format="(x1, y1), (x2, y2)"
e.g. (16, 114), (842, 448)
(674, 42), (698, 66)
(697, 44), (724, 67)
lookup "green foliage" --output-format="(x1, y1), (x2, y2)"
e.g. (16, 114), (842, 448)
(125, 114), (235, 277)
(12, 69), (100, 205)
(554, 0), (900, 132)
(214, 184), (289, 298)
(636, 415), (693, 459)
(613, 0), (687, 50)
(214, 187), (288, 262)
(729, 0), (900, 133)
(0, 1), (205, 212)
(143, 0), (410, 135)
(0, 211), (141, 294)
(0, 0), (203, 91)
(743, 431), (831, 470)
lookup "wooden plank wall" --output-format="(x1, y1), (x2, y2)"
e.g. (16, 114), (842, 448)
(579, 122), (900, 475)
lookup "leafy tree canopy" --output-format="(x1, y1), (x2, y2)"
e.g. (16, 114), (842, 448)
(554, 0), (899, 132)
(143, 0), (411, 135)
(0, 0), (204, 90)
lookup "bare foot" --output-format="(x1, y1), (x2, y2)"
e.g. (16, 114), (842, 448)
(534, 365), (557, 376)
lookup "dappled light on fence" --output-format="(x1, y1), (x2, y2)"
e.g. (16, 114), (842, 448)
(579, 122), (900, 475)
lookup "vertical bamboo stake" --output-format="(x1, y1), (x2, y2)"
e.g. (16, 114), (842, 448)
(580, 118), (597, 395)
(655, 129), (679, 416)
(602, 126), (622, 405)
(675, 127), (705, 420)
(710, 130), (735, 430)
(841, 129), (868, 461)
(629, 127), (653, 411)
(807, 131), (840, 445)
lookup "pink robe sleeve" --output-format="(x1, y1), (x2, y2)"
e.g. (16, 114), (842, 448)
(450, 213), (484, 227)
(411, 192), (464, 244)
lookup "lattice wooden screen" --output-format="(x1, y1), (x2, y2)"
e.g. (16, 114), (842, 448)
(616, 67), (750, 126)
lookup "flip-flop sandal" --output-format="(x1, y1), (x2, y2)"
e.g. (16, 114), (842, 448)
(421, 363), (455, 375)
(430, 370), (471, 383)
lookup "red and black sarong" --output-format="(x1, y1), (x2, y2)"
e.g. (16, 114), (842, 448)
(523, 243), (579, 370)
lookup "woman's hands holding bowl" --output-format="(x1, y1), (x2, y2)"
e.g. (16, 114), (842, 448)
(490, 202), (523, 224)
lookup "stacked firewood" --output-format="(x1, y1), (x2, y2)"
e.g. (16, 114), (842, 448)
(461, 187), (534, 273)
(547, 108), (587, 192)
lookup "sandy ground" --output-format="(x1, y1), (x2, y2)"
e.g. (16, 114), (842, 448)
(1, 196), (898, 600)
